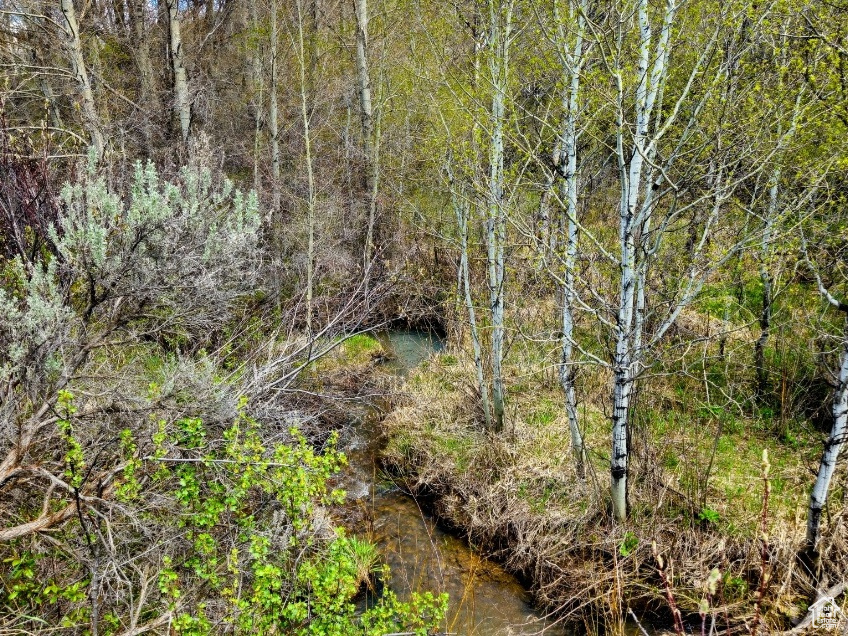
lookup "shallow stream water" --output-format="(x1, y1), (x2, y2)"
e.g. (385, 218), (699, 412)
(340, 329), (563, 635)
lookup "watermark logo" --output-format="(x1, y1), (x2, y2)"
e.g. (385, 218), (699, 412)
(809, 597), (844, 631)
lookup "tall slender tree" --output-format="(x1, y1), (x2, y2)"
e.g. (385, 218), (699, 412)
(608, 0), (678, 520)
(60, 0), (104, 160)
(485, 0), (514, 433)
(270, 0), (282, 217)
(354, 0), (377, 267)
(802, 231), (848, 564)
(165, 0), (191, 145)
(552, 0), (588, 478)
(294, 0), (317, 344)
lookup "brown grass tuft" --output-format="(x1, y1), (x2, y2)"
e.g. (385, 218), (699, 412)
(380, 346), (847, 634)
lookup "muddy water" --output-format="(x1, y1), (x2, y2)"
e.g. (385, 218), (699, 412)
(340, 330), (562, 635)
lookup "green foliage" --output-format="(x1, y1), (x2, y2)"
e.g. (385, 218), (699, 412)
(697, 508), (721, 525)
(56, 389), (85, 488)
(619, 531), (639, 557)
(1, 399), (446, 634)
(527, 399), (557, 426)
(147, 405), (445, 634)
(723, 573), (749, 600)
(337, 534), (381, 585)
(342, 333), (382, 359)
(440, 353), (457, 365)
(2, 549), (87, 625)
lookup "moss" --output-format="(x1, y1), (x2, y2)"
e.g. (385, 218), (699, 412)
(340, 334), (383, 362)
(307, 334), (385, 379)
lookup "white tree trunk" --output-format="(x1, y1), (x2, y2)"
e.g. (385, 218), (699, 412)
(610, 0), (676, 522)
(807, 319), (848, 553)
(555, 0), (587, 477)
(485, 0), (513, 434)
(250, 0), (264, 194)
(296, 0), (316, 342)
(269, 0), (281, 217)
(354, 0), (377, 267)
(60, 0), (104, 160)
(451, 182), (492, 430)
(165, 0), (190, 145)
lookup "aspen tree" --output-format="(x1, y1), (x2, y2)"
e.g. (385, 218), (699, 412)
(60, 0), (104, 160)
(447, 161), (492, 430)
(250, 0), (264, 194)
(294, 0), (317, 344)
(270, 0), (281, 216)
(753, 33), (798, 402)
(165, 0), (191, 145)
(802, 232), (848, 562)
(354, 0), (377, 267)
(597, 0), (786, 520)
(552, 0), (588, 477)
(608, 0), (677, 521)
(794, 0), (848, 566)
(485, 0), (514, 433)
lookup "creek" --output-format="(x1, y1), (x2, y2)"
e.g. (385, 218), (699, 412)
(339, 329), (563, 635)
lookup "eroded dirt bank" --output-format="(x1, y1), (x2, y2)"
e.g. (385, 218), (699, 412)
(327, 329), (565, 634)
(377, 352), (848, 634)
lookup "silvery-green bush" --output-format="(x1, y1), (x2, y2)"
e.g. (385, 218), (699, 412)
(0, 160), (261, 532)
(0, 161), (260, 425)
(52, 161), (261, 338)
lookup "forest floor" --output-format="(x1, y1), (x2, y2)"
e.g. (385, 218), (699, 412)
(377, 331), (848, 633)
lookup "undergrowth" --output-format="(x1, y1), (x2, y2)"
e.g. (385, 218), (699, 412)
(381, 342), (848, 633)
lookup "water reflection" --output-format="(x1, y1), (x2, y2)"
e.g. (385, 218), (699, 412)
(341, 329), (562, 635)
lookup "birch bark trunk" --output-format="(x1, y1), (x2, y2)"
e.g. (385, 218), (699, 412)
(807, 315), (848, 556)
(269, 0), (281, 217)
(610, 0), (675, 522)
(250, 0), (264, 194)
(451, 183), (492, 430)
(60, 0), (105, 160)
(555, 0), (587, 477)
(296, 0), (316, 343)
(486, 0), (512, 434)
(165, 0), (191, 145)
(354, 0), (377, 267)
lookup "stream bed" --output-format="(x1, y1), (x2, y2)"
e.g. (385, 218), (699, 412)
(339, 329), (563, 635)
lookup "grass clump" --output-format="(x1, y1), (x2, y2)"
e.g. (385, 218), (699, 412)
(306, 333), (386, 384)
(340, 333), (384, 363)
(381, 339), (846, 633)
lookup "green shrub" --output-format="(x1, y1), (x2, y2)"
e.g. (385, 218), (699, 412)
(2, 396), (447, 635)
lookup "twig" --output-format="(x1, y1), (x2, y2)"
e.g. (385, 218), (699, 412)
(750, 450), (771, 636)
(628, 608), (652, 636)
(653, 542), (685, 636)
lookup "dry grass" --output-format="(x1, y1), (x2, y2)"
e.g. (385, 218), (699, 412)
(380, 345), (848, 634)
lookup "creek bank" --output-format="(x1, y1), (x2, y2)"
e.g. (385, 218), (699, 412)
(317, 329), (563, 635)
(378, 350), (847, 633)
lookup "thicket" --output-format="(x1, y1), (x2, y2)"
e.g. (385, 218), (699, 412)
(2, 0), (848, 632)
(0, 146), (446, 633)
